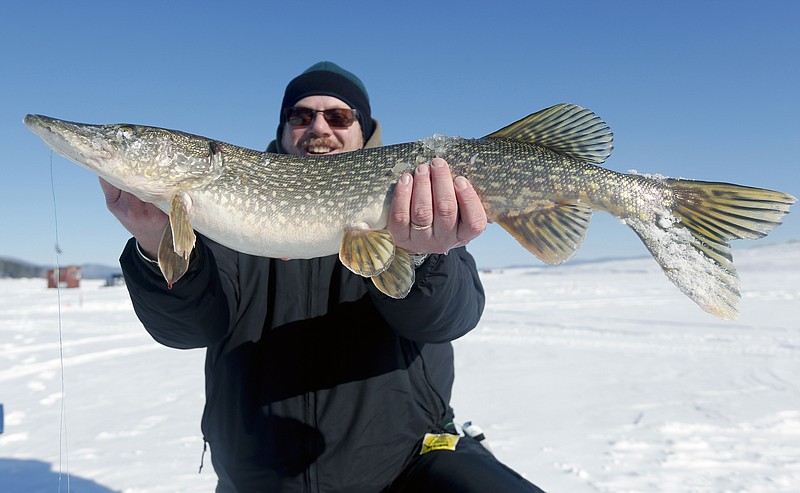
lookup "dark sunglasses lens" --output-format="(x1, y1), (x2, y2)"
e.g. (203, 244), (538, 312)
(323, 109), (356, 127)
(286, 108), (356, 127)
(287, 108), (314, 126)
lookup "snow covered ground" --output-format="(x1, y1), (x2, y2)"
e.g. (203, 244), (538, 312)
(1, 242), (798, 492)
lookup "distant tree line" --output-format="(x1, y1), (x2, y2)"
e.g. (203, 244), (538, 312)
(0, 258), (47, 278)
(0, 258), (120, 280)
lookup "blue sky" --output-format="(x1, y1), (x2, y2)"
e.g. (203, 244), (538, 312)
(3, 1), (798, 269)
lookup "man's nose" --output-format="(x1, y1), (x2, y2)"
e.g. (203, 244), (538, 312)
(308, 111), (331, 133)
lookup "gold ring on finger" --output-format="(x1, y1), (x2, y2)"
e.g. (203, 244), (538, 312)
(410, 222), (432, 231)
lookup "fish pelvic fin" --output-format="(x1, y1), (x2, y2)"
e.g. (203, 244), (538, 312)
(340, 228), (396, 277)
(371, 249), (415, 299)
(156, 192), (196, 289)
(339, 228), (415, 298)
(495, 202), (593, 264)
(628, 180), (796, 319)
(484, 103), (614, 164)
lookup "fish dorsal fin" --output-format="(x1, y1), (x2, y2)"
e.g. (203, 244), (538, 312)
(339, 228), (396, 277)
(157, 192), (196, 288)
(371, 248), (415, 299)
(495, 201), (593, 264)
(484, 103), (614, 164)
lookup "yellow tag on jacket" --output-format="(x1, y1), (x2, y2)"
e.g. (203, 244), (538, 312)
(419, 433), (460, 455)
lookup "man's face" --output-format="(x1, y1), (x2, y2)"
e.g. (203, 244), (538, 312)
(280, 95), (365, 156)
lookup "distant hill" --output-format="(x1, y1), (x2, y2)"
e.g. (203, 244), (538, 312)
(79, 263), (122, 279)
(0, 257), (120, 280)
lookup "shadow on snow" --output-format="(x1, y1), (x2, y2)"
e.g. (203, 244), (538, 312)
(0, 458), (120, 493)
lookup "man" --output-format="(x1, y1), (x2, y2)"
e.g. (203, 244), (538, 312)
(101, 62), (545, 492)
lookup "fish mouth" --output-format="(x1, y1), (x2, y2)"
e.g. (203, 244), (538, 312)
(23, 114), (53, 137)
(24, 114), (81, 159)
(24, 114), (113, 170)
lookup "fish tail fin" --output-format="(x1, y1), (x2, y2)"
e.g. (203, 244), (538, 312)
(626, 179), (796, 319)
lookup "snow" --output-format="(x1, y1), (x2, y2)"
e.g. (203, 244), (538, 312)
(1, 242), (798, 492)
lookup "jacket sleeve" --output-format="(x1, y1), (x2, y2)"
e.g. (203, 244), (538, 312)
(367, 247), (485, 344)
(119, 236), (241, 350)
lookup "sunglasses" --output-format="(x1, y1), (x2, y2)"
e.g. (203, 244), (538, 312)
(285, 107), (358, 128)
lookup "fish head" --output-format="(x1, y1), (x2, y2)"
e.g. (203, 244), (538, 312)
(24, 114), (221, 203)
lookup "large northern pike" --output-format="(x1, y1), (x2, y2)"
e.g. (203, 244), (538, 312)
(24, 104), (795, 319)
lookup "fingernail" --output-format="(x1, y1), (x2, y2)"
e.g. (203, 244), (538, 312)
(454, 176), (469, 190)
(431, 158), (445, 168)
(416, 164), (429, 175)
(400, 173), (411, 185)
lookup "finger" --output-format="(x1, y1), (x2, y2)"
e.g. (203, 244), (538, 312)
(410, 164), (433, 230)
(429, 158), (459, 237)
(454, 176), (488, 243)
(388, 172), (413, 242)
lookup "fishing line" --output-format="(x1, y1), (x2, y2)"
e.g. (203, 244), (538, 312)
(49, 151), (71, 493)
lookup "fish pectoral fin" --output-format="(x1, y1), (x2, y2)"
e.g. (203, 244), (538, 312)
(339, 228), (396, 277)
(484, 103), (614, 164)
(209, 141), (224, 178)
(371, 248), (415, 299)
(169, 192), (197, 258)
(156, 192), (196, 289)
(157, 223), (190, 289)
(496, 202), (593, 265)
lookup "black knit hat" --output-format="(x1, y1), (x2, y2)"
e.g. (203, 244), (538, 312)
(277, 61), (374, 146)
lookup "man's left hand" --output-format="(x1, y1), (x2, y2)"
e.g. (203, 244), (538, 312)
(388, 157), (488, 254)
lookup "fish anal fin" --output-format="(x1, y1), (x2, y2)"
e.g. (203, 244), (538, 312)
(371, 248), (415, 299)
(339, 228), (396, 277)
(484, 103), (613, 164)
(495, 202), (593, 265)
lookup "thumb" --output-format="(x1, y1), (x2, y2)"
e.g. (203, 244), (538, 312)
(98, 177), (121, 205)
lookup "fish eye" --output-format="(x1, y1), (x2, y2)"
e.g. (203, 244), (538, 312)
(117, 125), (135, 139)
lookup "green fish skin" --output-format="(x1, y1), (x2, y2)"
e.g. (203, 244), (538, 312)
(24, 104), (796, 319)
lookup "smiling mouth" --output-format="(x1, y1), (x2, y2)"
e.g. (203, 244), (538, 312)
(302, 138), (342, 155)
(306, 145), (340, 155)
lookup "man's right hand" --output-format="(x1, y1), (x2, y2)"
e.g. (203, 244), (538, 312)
(99, 177), (168, 260)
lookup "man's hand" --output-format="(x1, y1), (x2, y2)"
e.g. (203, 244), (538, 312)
(388, 158), (487, 254)
(99, 177), (168, 259)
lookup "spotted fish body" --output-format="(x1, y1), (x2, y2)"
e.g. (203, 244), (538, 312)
(24, 104), (795, 319)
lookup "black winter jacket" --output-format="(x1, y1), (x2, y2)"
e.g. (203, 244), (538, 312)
(120, 233), (485, 492)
